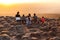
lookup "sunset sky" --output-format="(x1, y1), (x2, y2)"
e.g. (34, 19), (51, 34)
(0, 0), (60, 16)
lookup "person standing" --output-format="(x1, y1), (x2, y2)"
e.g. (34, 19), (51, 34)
(15, 11), (21, 24)
(26, 16), (31, 26)
(28, 13), (32, 21)
(22, 14), (26, 24)
(33, 13), (38, 23)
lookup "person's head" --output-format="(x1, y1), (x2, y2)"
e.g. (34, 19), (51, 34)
(34, 13), (36, 16)
(42, 16), (44, 18)
(17, 11), (19, 15)
(28, 13), (31, 17)
(22, 14), (25, 17)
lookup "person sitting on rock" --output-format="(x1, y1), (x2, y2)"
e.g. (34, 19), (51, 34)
(15, 11), (21, 22)
(28, 13), (31, 17)
(41, 16), (45, 24)
(28, 13), (32, 23)
(33, 13), (38, 23)
(21, 14), (26, 24)
(26, 16), (31, 26)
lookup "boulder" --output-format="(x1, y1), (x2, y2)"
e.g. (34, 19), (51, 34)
(9, 25), (25, 36)
(10, 21), (17, 25)
(3, 22), (10, 28)
(15, 25), (25, 35)
(1, 21), (7, 24)
(9, 27), (17, 36)
(0, 34), (10, 40)
(22, 33), (31, 40)
(10, 36), (18, 40)
(0, 18), (5, 22)
(55, 37), (60, 40)
(0, 16), (4, 18)
(31, 37), (38, 40)
(31, 24), (40, 28)
(57, 27), (60, 33)
(0, 24), (4, 27)
(1, 31), (9, 35)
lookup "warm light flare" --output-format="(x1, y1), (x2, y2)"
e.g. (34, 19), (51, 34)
(0, 0), (40, 5)
(0, 0), (60, 5)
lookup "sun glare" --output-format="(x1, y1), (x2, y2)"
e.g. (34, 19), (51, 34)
(0, 0), (59, 5)
(0, 0), (40, 5)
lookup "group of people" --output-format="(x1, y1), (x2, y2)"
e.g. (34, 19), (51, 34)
(15, 11), (45, 25)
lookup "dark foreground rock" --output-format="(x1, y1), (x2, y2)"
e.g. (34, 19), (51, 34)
(0, 16), (59, 40)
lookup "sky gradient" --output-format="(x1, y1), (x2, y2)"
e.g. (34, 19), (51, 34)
(0, 0), (60, 16)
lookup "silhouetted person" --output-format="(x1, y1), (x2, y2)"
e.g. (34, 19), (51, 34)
(33, 13), (38, 23)
(28, 13), (31, 17)
(15, 11), (21, 22)
(41, 16), (45, 24)
(26, 16), (31, 26)
(22, 14), (26, 24)
(28, 13), (32, 20)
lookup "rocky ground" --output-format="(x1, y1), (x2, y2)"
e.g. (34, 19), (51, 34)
(0, 16), (60, 40)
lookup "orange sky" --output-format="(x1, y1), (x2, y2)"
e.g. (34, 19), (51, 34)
(0, 0), (60, 16)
